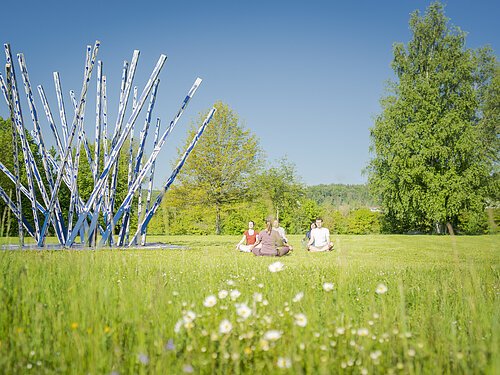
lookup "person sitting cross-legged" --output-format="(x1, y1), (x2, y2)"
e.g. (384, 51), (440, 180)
(236, 221), (258, 252)
(251, 218), (292, 256)
(307, 218), (334, 252)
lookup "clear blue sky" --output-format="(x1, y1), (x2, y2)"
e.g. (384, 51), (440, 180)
(1, 0), (498, 186)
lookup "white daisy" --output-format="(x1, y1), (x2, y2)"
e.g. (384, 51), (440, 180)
(230, 289), (241, 300)
(357, 328), (369, 336)
(294, 313), (308, 327)
(219, 319), (233, 334)
(292, 291), (304, 302)
(253, 292), (263, 302)
(183, 311), (196, 323)
(236, 303), (252, 320)
(263, 330), (282, 341)
(322, 282), (334, 292)
(203, 295), (217, 308)
(276, 357), (292, 369)
(268, 261), (285, 273)
(375, 283), (388, 295)
(218, 290), (228, 299)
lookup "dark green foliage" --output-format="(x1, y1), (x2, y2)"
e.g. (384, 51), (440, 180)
(306, 184), (378, 208)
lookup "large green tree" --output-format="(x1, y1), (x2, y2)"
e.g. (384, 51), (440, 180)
(171, 101), (263, 234)
(368, 2), (498, 234)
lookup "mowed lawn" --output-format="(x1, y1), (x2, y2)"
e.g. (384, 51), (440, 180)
(0, 235), (498, 374)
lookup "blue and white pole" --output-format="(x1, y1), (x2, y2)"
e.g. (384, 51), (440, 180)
(3, 64), (23, 245)
(141, 117), (161, 245)
(94, 61), (103, 181)
(38, 40), (100, 247)
(108, 53), (139, 245)
(18, 53), (66, 243)
(121, 82), (158, 246)
(129, 108), (216, 245)
(66, 53), (167, 246)
(53, 72), (68, 147)
(101, 75), (111, 234)
(0, 185), (35, 238)
(98, 78), (202, 245)
(0, 161), (46, 213)
(3, 44), (40, 242)
(119, 86), (139, 245)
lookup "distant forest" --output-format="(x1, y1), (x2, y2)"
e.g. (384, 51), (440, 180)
(305, 184), (378, 209)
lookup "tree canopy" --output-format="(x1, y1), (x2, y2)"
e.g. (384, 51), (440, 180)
(170, 101), (263, 234)
(368, 2), (498, 234)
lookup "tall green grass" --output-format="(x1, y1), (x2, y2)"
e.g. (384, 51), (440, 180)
(0, 235), (498, 374)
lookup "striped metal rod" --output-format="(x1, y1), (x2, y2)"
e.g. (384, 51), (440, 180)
(98, 78), (201, 245)
(133, 80), (160, 185)
(3, 65), (23, 245)
(101, 75), (111, 236)
(66, 45), (92, 242)
(3, 45), (40, 241)
(109, 61), (128, 154)
(108, 53), (139, 245)
(53, 72), (68, 147)
(106, 60), (128, 245)
(38, 40), (100, 247)
(66, 53), (167, 246)
(32, 84), (87, 215)
(141, 117), (161, 245)
(0, 185), (35, 237)
(117, 119), (136, 246)
(0, 71), (53, 216)
(120, 86), (139, 245)
(23, 111), (93, 234)
(129, 108), (217, 245)
(69, 89), (94, 174)
(111, 51), (139, 148)
(89, 61), (103, 246)
(18, 53), (66, 243)
(121, 83), (157, 246)
(0, 161), (45, 212)
(37, 85), (66, 162)
(94, 61), (103, 182)
(37, 89), (90, 221)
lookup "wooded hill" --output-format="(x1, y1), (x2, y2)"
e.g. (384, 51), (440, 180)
(305, 184), (378, 209)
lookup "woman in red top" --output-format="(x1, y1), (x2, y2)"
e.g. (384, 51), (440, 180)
(236, 221), (258, 252)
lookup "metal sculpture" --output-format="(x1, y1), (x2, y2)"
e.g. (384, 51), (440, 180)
(0, 41), (215, 248)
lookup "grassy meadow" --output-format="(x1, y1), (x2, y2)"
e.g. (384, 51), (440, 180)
(0, 234), (498, 374)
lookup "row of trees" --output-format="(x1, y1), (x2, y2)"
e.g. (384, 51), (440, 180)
(0, 2), (497, 237)
(146, 2), (499, 236)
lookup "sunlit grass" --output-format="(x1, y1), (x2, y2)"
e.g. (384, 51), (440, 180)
(0, 235), (498, 374)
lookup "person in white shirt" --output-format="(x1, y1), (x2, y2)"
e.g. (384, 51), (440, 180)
(308, 218), (334, 252)
(272, 219), (288, 244)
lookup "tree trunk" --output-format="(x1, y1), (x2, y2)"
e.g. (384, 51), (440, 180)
(215, 204), (221, 235)
(446, 221), (455, 236)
